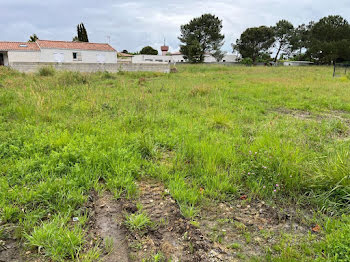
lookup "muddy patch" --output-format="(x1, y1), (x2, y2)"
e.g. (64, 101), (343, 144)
(87, 191), (129, 262)
(0, 238), (25, 262)
(123, 181), (231, 262)
(199, 199), (313, 260)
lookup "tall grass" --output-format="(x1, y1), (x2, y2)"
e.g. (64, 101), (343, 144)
(0, 65), (349, 260)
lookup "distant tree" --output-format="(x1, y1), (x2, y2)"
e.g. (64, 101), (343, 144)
(273, 20), (294, 62)
(179, 14), (224, 63)
(290, 23), (312, 56)
(211, 49), (226, 62)
(74, 23), (89, 42)
(308, 15), (350, 64)
(28, 34), (39, 42)
(233, 26), (275, 63)
(140, 46), (158, 55)
(122, 50), (129, 54)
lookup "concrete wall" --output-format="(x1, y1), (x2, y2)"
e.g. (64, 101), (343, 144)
(118, 63), (170, 73)
(9, 62), (170, 73)
(283, 61), (314, 66)
(7, 51), (40, 63)
(39, 49), (117, 63)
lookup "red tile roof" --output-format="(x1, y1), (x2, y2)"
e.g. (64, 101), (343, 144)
(36, 40), (116, 52)
(0, 42), (40, 51)
(118, 52), (133, 57)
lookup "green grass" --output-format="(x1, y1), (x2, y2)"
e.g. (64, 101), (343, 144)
(0, 65), (349, 260)
(124, 212), (152, 231)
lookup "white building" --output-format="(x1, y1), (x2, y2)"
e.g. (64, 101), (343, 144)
(0, 40), (117, 68)
(131, 48), (238, 64)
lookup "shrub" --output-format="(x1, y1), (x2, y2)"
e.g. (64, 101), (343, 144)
(38, 66), (55, 76)
(56, 71), (89, 86)
(241, 58), (253, 66)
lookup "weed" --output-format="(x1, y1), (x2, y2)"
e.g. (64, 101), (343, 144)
(227, 242), (242, 250)
(25, 216), (84, 261)
(124, 212), (152, 232)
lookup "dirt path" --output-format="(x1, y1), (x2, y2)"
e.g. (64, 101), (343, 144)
(122, 181), (231, 262)
(92, 193), (129, 262)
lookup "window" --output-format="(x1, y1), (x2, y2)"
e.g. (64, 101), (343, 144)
(73, 52), (82, 61)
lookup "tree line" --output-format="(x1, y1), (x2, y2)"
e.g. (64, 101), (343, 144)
(179, 14), (350, 64)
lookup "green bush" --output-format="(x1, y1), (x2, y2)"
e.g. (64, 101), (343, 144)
(241, 57), (253, 66)
(38, 66), (55, 76)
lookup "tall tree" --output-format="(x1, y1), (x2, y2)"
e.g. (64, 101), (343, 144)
(273, 20), (294, 62)
(140, 46), (158, 55)
(28, 34), (39, 42)
(290, 23), (312, 56)
(233, 26), (275, 63)
(179, 14), (224, 63)
(308, 15), (350, 64)
(75, 23), (89, 42)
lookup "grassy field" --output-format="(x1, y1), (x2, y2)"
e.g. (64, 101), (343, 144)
(0, 65), (349, 261)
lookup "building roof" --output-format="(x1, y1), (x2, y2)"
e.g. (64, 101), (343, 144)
(171, 52), (182, 55)
(118, 52), (133, 57)
(0, 42), (40, 51)
(36, 40), (116, 52)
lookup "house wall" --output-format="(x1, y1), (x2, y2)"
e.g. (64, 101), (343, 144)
(39, 49), (117, 64)
(7, 51), (40, 63)
(132, 55), (171, 63)
(221, 54), (238, 63)
(172, 55), (186, 63)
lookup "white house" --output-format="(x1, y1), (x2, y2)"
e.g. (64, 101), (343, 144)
(0, 40), (117, 72)
(131, 47), (238, 64)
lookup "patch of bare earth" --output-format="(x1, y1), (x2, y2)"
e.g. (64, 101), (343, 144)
(0, 238), (24, 262)
(198, 199), (313, 261)
(123, 181), (231, 262)
(87, 191), (129, 262)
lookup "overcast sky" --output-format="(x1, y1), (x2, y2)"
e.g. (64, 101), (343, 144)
(1, 0), (349, 53)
